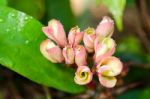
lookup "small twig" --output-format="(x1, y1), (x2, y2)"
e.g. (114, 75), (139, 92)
(123, 7), (150, 53)
(136, 0), (150, 38)
(127, 62), (150, 69)
(112, 82), (142, 95)
(43, 86), (52, 99)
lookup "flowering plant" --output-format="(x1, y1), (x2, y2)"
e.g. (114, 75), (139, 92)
(40, 16), (123, 88)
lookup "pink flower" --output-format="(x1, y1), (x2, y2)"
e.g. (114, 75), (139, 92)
(42, 19), (68, 47)
(94, 37), (116, 64)
(96, 16), (114, 37)
(75, 45), (87, 66)
(98, 74), (117, 88)
(68, 26), (84, 46)
(83, 27), (96, 53)
(62, 45), (75, 64)
(40, 39), (64, 63)
(74, 66), (93, 85)
(96, 56), (123, 88)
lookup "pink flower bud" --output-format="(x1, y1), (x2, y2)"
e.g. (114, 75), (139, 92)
(74, 66), (93, 85)
(62, 45), (75, 64)
(40, 39), (64, 63)
(68, 26), (84, 46)
(94, 37), (116, 64)
(83, 27), (96, 53)
(98, 74), (117, 88)
(96, 56), (123, 88)
(96, 16), (114, 37)
(75, 45), (87, 66)
(42, 19), (68, 47)
(96, 56), (123, 77)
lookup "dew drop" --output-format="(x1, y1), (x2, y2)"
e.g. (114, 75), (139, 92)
(6, 28), (10, 32)
(18, 28), (21, 32)
(11, 13), (15, 17)
(25, 17), (28, 20)
(0, 57), (13, 67)
(25, 40), (29, 44)
(0, 19), (3, 22)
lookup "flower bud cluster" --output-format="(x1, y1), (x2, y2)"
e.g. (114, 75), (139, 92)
(40, 16), (123, 88)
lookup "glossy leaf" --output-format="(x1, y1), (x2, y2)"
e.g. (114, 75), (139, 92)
(0, 6), (85, 93)
(42, 0), (76, 31)
(0, 0), (7, 5)
(8, 0), (45, 19)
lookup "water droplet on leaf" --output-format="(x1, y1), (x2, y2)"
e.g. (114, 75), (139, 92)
(25, 17), (28, 20)
(25, 40), (29, 44)
(6, 28), (10, 32)
(0, 19), (3, 22)
(11, 13), (15, 17)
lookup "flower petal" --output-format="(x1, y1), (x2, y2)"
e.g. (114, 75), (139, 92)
(74, 66), (93, 85)
(98, 74), (117, 88)
(40, 39), (64, 63)
(75, 45), (87, 66)
(62, 45), (75, 64)
(96, 16), (114, 37)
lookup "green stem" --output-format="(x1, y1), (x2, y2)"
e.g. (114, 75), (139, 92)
(43, 86), (52, 99)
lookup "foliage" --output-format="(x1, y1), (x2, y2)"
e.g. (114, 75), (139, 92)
(97, 0), (126, 31)
(0, 6), (85, 93)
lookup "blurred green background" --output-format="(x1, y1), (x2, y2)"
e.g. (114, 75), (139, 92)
(0, 0), (150, 99)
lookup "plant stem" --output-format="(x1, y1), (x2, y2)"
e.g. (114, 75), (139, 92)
(43, 86), (52, 99)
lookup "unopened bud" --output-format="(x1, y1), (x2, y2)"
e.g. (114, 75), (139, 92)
(42, 19), (68, 47)
(96, 16), (114, 37)
(68, 26), (84, 46)
(83, 27), (96, 53)
(62, 45), (75, 64)
(40, 39), (64, 63)
(75, 45), (87, 66)
(74, 66), (93, 85)
(94, 37), (116, 64)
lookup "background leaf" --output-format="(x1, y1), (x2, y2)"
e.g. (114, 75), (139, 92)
(42, 0), (76, 31)
(0, 6), (85, 93)
(117, 87), (150, 99)
(8, 0), (45, 20)
(116, 35), (149, 63)
(98, 0), (126, 31)
(0, 0), (7, 6)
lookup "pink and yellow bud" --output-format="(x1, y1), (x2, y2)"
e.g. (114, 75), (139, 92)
(74, 66), (93, 85)
(75, 45), (87, 66)
(96, 56), (123, 88)
(97, 56), (123, 77)
(40, 39), (64, 63)
(68, 26), (84, 46)
(94, 37), (116, 64)
(98, 74), (117, 88)
(42, 19), (68, 47)
(96, 16), (114, 37)
(83, 27), (96, 53)
(62, 45), (75, 64)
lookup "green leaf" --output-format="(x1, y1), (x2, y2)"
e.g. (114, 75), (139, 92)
(0, 6), (85, 93)
(126, 0), (136, 6)
(116, 35), (149, 63)
(42, 0), (76, 31)
(101, 0), (126, 31)
(117, 88), (150, 99)
(0, 0), (7, 5)
(8, 0), (45, 19)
